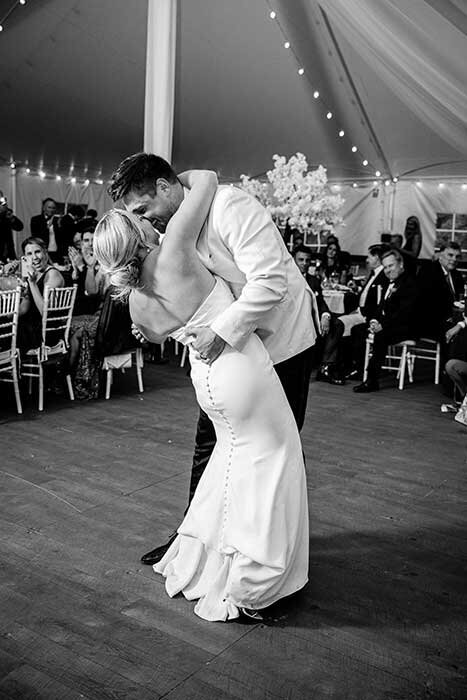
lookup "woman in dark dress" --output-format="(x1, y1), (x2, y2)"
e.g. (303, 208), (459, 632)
(402, 216), (422, 258)
(17, 237), (64, 352)
(320, 241), (349, 285)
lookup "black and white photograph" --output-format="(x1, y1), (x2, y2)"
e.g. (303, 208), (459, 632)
(0, 1), (466, 698)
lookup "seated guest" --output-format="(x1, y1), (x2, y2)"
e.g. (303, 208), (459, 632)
(320, 240), (349, 285)
(416, 242), (464, 342)
(30, 198), (59, 257)
(353, 249), (418, 392)
(293, 245), (332, 366)
(319, 244), (390, 383)
(68, 229), (111, 400)
(0, 191), (23, 262)
(17, 237), (64, 351)
(389, 232), (417, 276)
(325, 233), (351, 269)
(72, 230), (82, 252)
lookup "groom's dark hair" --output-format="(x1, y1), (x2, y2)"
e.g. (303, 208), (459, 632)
(108, 152), (178, 202)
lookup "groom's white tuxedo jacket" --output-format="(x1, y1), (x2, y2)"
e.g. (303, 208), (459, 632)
(194, 185), (318, 365)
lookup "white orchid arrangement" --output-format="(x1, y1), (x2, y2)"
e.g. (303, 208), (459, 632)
(240, 152), (344, 235)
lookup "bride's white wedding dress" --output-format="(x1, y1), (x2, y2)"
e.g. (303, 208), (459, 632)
(154, 277), (309, 621)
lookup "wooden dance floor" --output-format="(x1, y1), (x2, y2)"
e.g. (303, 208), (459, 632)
(0, 358), (465, 699)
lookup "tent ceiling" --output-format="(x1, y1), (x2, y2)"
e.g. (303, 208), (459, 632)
(1, 0), (466, 182)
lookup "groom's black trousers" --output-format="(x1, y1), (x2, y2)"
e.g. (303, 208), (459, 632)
(186, 345), (314, 505)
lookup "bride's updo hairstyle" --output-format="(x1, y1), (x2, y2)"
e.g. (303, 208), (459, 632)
(94, 209), (152, 299)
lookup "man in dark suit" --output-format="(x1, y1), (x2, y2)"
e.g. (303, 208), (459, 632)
(30, 198), (58, 247)
(416, 242), (464, 341)
(0, 191), (23, 261)
(293, 245), (333, 374)
(319, 244), (390, 383)
(53, 204), (84, 262)
(353, 249), (418, 392)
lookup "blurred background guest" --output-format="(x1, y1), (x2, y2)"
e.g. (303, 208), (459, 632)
(402, 215), (422, 259)
(320, 239), (349, 285)
(30, 198), (58, 256)
(69, 228), (110, 400)
(53, 204), (84, 264)
(77, 208), (98, 233)
(0, 190), (23, 262)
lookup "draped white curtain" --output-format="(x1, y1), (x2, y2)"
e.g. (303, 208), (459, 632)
(144, 0), (177, 160)
(318, 0), (467, 156)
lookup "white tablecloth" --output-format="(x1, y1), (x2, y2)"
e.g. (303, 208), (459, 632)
(322, 289), (345, 314)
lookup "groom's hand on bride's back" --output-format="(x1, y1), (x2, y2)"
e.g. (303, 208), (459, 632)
(187, 326), (225, 364)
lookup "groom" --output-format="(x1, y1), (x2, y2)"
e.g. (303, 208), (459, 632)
(108, 153), (319, 565)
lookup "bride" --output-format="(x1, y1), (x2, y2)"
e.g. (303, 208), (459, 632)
(94, 170), (309, 622)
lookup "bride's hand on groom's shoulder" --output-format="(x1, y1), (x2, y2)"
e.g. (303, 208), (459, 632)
(187, 326), (225, 364)
(131, 323), (148, 344)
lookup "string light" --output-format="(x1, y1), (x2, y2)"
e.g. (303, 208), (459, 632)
(96, 179), (103, 185)
(71, 177), (76, 184)
(438, 182), (445, 188)
(392, 177), (398, 183)
(462, 184), (467, 190)
(1, 0), (28, 33)
(264, 5), (377, 178)
(25, 168), (30, 174)
(416, 181), (422, 187)
(384, 179), (390, 186)
(375, 170), (381, 177)
(84, 178), (90, 186)
(352, 183), (358, 188)
(10, 162), (15, 169)
(56, 175), (61, 181)
(38, 170), (45, 179)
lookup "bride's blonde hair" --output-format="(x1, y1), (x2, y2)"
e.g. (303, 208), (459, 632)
(94, 209), (153, 299)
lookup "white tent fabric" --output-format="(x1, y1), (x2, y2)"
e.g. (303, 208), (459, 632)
(144, 0), (177, 159)
(319, 0), (467, 159)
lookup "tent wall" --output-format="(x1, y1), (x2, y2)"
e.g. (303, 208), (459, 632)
(335, 180), (467, 256)
(0, 167), (113, 254)
(2, 166), (466, 260)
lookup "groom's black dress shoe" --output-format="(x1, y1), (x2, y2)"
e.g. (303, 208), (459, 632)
(353, 380), (379, 393)
(141, 534), (177, 565)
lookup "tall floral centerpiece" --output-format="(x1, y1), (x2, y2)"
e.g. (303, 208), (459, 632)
(240, 152), (344, 243)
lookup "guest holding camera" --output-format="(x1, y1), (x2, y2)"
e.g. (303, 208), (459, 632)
(0, 191), (23, 262)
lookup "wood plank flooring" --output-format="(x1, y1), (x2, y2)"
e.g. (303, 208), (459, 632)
(0, 355), (466, 699)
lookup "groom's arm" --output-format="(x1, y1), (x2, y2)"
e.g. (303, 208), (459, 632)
(209, 187), (288, 351)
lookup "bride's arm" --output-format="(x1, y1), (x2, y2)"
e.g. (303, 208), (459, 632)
(164, 170), (218, 250)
